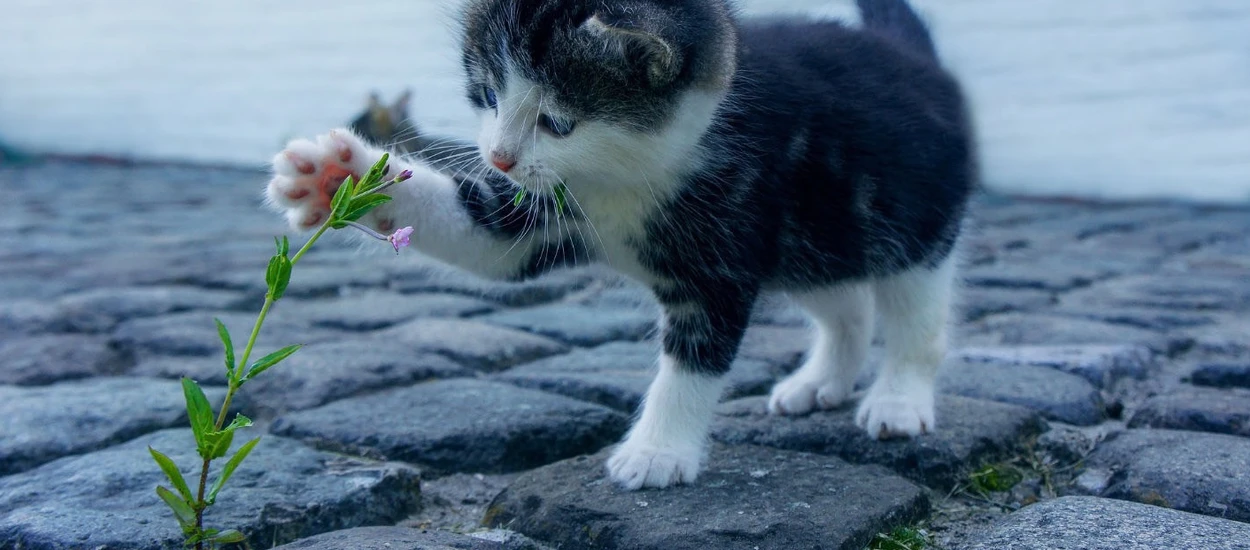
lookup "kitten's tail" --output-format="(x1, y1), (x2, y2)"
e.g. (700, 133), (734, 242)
(856, 0), (939, 62)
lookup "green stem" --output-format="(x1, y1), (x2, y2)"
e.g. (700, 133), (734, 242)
(211, 221), (328, 429)
(290, 223), (330, 266)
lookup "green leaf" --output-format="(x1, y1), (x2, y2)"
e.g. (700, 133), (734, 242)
(242, 344), (301, 382)
(207, 437), (261, 505)
(156, 485), (196, 527)
(278, 235), (290, 256)
(212, 530), (248, 544)
(513, 188), (527, 207)
(223, 413), (254, 432)
(204, 428), (235, 460)
(553, 183), (568, 214)
(149, 447), (193, 503)
(182, 378), (214, 455)
(265, 254), (293, 300)
(214, 318), (235, 382)
(356, 153), (391, 194)
(329, 174), (356, 222)
(342, 193), (393, 223)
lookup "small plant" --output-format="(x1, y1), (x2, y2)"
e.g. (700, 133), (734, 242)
(968, 462), (1024, 497)
(869, 525), (930, 550)
(149, 155), (412, 549)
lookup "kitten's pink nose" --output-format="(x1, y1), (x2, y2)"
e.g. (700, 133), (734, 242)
(490, 151), (517, 173)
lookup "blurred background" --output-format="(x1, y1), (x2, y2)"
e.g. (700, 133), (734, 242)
(0, 0), (1247, 202)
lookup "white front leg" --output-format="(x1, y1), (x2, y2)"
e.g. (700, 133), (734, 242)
(266, 129), (558, 280)
(606, 353), (726, 490)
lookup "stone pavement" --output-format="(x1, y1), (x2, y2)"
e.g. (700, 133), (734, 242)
(1, 160), (1249, 549)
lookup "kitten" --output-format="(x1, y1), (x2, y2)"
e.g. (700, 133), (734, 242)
(266, 0), (975, 490)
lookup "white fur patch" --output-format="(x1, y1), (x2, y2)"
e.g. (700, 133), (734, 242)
(606, 354), (726, 490)
(855, 255), (956, 438)
(769, 283), (875, 415)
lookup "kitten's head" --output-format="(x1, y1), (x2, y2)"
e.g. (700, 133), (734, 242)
(461, 0), (736, 194)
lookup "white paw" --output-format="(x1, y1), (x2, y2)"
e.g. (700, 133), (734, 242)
(606, 441), (702, 490)
(266, 129), (393, 231)
(767, 373), (850, 415)
(855, 381), (936, 439)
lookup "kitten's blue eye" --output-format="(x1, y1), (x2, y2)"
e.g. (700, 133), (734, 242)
(482, 86), (498, 109)
(538, 113), (576, 138)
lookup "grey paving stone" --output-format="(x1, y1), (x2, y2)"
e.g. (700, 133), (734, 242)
(960, 286), (1055, 322)
(0, 299), (61, 335)
(53, 285), (245, 332)
(233, 341), (472, 416)
(1062, 274), (1250, 312)
(131, 354), (234, 385)
(0, 429), (421, 550)
(110, 310), (341, 360)
(963, 496), (1250, 550)
(0, 334), (129, 385)
(271, 379), (628, 474)
(392, 267), (597, 307)
(940, 359), (1105, 425)
(961, 312), (1187, 354)
(575, 282), (660, 316)
(963, 260), (1112, 292)
(484, 444), (929, 550)
(496, 341), (786, 413)
(281, 291), (496, 331)
(1128, 386), (1250, 437)
(1088, 212), (1250, 256)
(1050, 305), (1218, 332)
(958, 344), (1156, 389)
(711, 395), (1045, 489)
(1186, 314), (1250, 356)
(1084, 429), (1250, 522)
(1191, 361), (1250, 389)
(0, 377), (224, 475)
(272, 527), (505, 550)
(738, 325), (809, 371)
(188, 263), (393, 299)
(480, 303), (655, 347)
(370, 319), (568, 372)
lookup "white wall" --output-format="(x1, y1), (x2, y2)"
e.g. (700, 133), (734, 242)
(1, 0), (1248, 202)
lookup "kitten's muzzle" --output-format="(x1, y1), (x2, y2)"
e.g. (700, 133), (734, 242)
(490, 151), (517, 173)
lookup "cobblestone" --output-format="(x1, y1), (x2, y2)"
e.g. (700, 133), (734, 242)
(485, 444), (928, 550)
(271, 379), (629, 474)
(0, 377), (225, 475)
(0, 429), (421, 549)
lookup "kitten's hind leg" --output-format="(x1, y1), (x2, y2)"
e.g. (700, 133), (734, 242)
(856, 255), (956, 439)
(769, 283), (875, 415)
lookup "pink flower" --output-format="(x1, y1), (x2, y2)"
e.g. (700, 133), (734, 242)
(395, 169), (414, 182)
(388, 226), (414, 254)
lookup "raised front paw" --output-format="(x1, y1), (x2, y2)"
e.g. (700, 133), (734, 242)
(606, 441), (702, 490)
(266, 129), (391, 231)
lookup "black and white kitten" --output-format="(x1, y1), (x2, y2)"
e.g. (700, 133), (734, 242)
(266, 0), (975, 490)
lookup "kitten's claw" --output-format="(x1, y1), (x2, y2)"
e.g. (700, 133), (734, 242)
(606, 442), (701, 490)
(266, 129), (378, 231)
(854, 380), (936, 439)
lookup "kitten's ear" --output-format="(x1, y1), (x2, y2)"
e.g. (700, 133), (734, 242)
(582, 11), (681, 87)
(393, 89), (412, 111)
